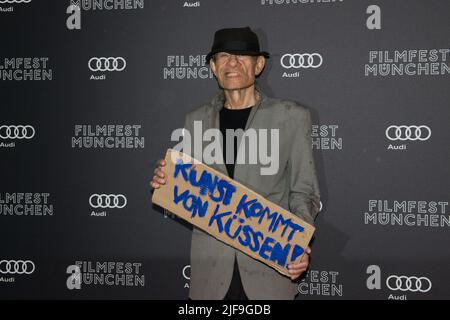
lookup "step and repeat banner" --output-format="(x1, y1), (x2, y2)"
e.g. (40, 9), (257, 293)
(1, 0), (449, 300)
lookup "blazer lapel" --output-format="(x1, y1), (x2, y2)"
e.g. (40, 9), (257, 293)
(233, 86), (267, 182)
(209, 92), (229, 176)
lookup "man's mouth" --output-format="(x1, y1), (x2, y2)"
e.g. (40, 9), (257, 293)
(225, 71), (240, 77)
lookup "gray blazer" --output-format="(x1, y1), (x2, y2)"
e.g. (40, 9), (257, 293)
(183, 85), (321, 300)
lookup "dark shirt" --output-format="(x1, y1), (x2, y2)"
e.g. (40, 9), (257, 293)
(219, 106), (253, 179)
(219, 105), (253, 300)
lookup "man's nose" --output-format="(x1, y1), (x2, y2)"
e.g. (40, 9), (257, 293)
(227, 55), (239, 65)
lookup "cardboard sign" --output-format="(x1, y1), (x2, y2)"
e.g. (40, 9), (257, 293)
(152, 149), (315, 276)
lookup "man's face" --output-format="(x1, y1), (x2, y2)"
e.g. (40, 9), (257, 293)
(210, 52), (265, 90)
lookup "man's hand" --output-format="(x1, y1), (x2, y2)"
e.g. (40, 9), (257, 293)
(150, 159), (167, 189)
(287, 246), (311, 281)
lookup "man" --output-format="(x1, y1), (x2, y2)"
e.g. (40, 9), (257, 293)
(151, 27), (320, 300)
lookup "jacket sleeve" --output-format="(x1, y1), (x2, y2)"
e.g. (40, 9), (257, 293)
(288, 108), (321, 226)
(178, 108), (202, 159)
(172, 111), (194, 157)
(182, 112), (192, 157)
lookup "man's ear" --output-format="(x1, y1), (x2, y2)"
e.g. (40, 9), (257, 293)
(255, 56), (266, 76)
(210, 59), (218, 77)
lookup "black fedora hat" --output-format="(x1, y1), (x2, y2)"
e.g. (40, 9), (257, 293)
(206, 27), (270, 63)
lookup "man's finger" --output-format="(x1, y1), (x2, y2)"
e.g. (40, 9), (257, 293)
(288, 267), (308, 274)
(289, 269), (307, 276)
(157, 159), (166, 167)
(288, 263), (308, 270)
(154, 169), (165, 178)
(152, 175), (166, 185)
(150, 181), (160, 189)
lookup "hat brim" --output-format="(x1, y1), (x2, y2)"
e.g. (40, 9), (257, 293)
(206, 50), (270, 64)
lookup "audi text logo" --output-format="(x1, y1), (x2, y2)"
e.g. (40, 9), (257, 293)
(386, 275), (432, 293)
(88, 57), (126, 72)
(0, 125), (35, 139)
(0, 260), (35, 274)
(385, 125), (431, 141)
(89, 194), (127, 209)
(281, 53), (323, 69)
(0, 0), (32, 3)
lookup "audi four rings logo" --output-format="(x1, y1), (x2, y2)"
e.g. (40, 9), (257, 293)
(385, 125), (431, 141)
(0, 0), (32, 3)
(0, 125), (35, 139)
(386, 275), (432, 293)
(89, 194), (127, 209)
(88, 57), (126, 72)
(0, 260), (35, 275)
(182, 265), (190, 280)
(281, 53), (323, 69)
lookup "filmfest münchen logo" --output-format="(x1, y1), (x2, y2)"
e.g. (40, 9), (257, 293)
(385, 125), (431, 150)
(366, 265), (432, 300)
(66, 261), (145, 289)
(0, 125), (35, 148)
(311, 124), (342, 150)
(164, 55), (214, 80)
(260, 0), (344, 6)
(0, 0), (31, 13)
(365, 49), (450, 77)
(280, 53), (323, 78)
(89, 194), (127, 217)
(88, 57), (126, 80)
(0, 58), (52, 81)
(298, 269), (343, 297)
(363, 200), (449, 228)
(66, 1), (145, 30)
(0, 259), (35, 284)
(69, 0), (144, 11)
(0, 193), (54, 216)
(71, 124), (145, 149)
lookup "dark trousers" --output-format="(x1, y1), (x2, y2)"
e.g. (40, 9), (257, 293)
(188, 256), (248, 300)
(223, 257), (248, 300)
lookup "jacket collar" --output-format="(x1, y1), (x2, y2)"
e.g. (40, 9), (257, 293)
(210, 83), (267, 112)
(207, 83), (267, 177)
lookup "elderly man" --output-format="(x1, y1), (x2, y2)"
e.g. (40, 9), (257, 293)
(151, 27), (320, 300)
